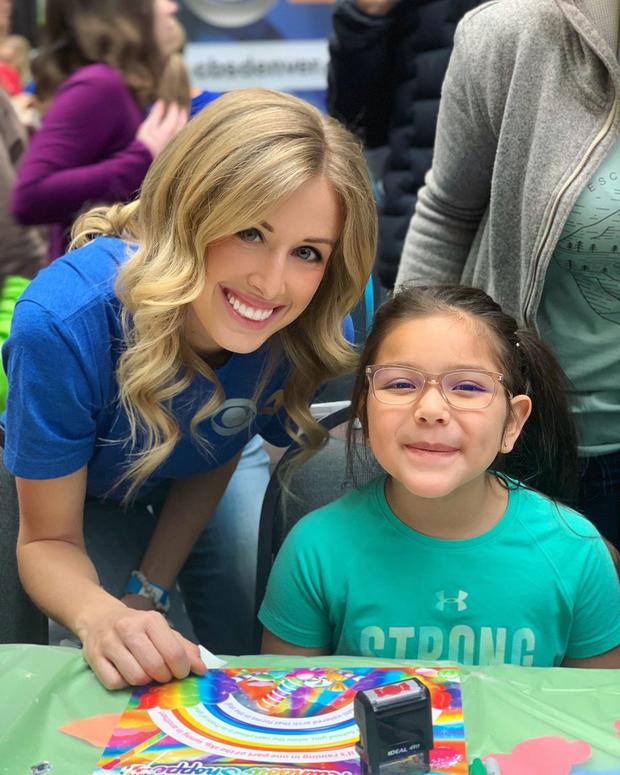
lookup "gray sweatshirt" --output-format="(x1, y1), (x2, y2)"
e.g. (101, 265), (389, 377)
(396, 0), (620, 326)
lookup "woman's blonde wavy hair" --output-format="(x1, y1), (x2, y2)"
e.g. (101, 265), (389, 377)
(72, 88), (377, 501)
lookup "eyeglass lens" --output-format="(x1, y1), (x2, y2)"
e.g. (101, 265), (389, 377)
(372, 367), (497, 408)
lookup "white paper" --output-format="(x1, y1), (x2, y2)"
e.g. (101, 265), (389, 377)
(199, 644), (226, 668)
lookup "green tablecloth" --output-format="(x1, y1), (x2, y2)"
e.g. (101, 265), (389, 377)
(1, 646), (619, 774)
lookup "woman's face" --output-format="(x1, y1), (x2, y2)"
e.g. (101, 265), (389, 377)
(153, 0), (179, 59)
(185, 175), (341, 359)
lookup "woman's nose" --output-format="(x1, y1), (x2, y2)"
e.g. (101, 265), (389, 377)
(247, 252), (286, 300)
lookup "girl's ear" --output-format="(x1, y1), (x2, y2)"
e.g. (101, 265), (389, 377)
(501, 394), (532, 453)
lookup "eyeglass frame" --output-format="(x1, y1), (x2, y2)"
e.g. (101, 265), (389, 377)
(364, 364), (512, 410)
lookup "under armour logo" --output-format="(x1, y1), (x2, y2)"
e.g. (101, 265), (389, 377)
(435, 590), (468, 612)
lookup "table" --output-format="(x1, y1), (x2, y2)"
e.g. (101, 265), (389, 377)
(0, 646), (619, 774)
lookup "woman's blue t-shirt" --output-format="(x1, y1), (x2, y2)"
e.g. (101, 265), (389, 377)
(1, 237), (292, 500)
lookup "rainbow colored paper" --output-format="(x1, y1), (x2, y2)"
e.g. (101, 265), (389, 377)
(93, 666), (466, 774)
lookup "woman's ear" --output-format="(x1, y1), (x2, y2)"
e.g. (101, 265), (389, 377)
(501, 394), (532, 453)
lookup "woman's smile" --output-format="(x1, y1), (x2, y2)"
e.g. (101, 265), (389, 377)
(221, 286), (283, 325)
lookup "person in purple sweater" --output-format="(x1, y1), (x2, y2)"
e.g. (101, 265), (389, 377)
(11, 0), (186, 263)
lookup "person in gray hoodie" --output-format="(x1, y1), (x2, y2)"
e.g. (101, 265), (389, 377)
(397, 0), (620, 547)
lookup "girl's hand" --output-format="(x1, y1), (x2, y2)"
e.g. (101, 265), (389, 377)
(136, 100), (188, 159)
(78, 601), (206, 690)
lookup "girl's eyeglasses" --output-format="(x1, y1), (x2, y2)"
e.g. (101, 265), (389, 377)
(365, 365), (510, 410)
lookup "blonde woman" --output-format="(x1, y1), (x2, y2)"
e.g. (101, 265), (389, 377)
(0, 88), (377, 689)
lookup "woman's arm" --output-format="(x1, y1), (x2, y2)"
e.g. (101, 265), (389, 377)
(262, 628), (329, 657)
(126, 453), (241, 599)
(16, 467), (208, 689)
(396, 22), (497, 288)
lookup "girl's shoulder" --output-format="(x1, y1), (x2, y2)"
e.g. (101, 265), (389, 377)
(285, 476), (386, 545)
(509, 486), (616, 599)
(510, 485), (601, 540)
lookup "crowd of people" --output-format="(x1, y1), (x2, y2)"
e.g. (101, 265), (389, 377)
(0, 0), (618, 688)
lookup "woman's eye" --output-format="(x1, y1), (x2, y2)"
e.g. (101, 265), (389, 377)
(294, 245), (321, 262)
(237, 228), (262, 243)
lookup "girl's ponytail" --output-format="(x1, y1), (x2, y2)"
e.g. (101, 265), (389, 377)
(497, 328), (579, 505)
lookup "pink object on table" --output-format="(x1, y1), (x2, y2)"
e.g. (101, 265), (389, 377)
(485, 736), (591, 775)
(59, 713), (123, 748)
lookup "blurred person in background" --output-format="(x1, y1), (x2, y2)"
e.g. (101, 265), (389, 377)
(327, 0), (482, 291)
(0, 88), (45, 281)
(158, 17), (191, 113)
(11, 0), (186, 263)
(0, 35), (34, 88)
(158, 16), (220, 118)
(0, 0), (10, 40)
(0, 34), (40, 130)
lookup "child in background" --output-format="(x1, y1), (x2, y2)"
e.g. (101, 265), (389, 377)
(260, 285), (620, 668)
(0, 35), (32, 88)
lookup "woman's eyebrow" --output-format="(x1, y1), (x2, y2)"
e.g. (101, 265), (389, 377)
(304, 237), (336, 247)
(260, 221), (336, 247)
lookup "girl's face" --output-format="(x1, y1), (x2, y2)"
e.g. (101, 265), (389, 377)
(185, 175), (340, 359)
(365, 314), (531, 502)
(153, 0), (179, 59)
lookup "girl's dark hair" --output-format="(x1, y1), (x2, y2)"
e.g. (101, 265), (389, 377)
(348, 284), (579, 505)
(34, 0), (164, 107)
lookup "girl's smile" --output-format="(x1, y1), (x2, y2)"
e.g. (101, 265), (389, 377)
(403, 441), (460, 458)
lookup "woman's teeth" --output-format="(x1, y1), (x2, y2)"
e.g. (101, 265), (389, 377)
(226, 292), (275, 321)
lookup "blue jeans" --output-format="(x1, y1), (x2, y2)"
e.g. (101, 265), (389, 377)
(578, 449), (620, 549)
(82, 435), (270, 655)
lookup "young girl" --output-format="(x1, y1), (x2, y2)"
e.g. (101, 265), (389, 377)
(0, 88), (377, 688)
(260, 286), (620, 668)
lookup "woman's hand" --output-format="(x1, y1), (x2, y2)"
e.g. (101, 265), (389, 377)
(121, 591), (158, 611)
(77, 600), (207, 690)
(136, 100), (188, 159)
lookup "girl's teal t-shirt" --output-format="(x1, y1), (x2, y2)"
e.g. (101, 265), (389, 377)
(259, 478), (620, 666)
